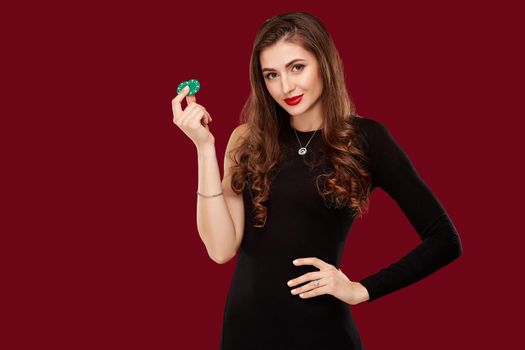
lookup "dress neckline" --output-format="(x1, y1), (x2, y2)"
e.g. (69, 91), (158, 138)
(287, 121), (323, 135)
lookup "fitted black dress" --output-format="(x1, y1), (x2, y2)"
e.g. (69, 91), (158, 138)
(219, 115), (462, 350)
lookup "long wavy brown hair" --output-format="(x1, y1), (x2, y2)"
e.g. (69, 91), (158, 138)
(229, 12), (373, 228)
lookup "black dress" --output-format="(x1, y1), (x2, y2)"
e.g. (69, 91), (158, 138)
(219, 115), (462, 350)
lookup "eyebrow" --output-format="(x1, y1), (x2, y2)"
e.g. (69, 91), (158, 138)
(261, 58), (306, 72)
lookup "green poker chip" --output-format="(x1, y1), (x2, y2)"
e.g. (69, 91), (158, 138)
(177, 79), (200, 96)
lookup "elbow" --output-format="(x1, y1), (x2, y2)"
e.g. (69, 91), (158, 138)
(211, 256), (230, 264)
(211, 240), (240, 264)
(435, 215), (463, 261)
(453, 236), (463, 259)
(445, 232), (463, 263)
(450, 230), (463, 259)
(430, 230), (463, 267)
(210, 251), (236, 265)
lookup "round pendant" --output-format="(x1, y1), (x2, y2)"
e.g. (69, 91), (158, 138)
(298, 147), (307, 155)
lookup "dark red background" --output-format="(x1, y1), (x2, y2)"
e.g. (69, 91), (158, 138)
(3, 1), (523, 348)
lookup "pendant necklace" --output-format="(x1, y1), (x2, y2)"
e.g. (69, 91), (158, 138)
(292, 125), (319, 156)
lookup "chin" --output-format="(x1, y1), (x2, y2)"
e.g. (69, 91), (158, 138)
(284, 108), (301, 117)
(288, 104), (308, 116)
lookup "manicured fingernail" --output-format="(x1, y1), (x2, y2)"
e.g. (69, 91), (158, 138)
(293, 260), (298, 265)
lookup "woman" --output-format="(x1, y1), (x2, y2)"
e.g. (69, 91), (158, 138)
(172, 11), (462, 350)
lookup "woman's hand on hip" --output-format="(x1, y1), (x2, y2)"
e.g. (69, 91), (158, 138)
(287, 257), (370, 305)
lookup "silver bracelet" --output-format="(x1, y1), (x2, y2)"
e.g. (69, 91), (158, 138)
(196, 190), (224, 198)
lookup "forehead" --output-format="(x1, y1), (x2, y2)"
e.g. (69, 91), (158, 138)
(259, 40), (315, 68)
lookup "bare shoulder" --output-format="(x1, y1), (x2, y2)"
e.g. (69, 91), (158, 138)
(225, 123), (250, 161)
(231, 123), (250, 142)
(223, 123), (250, 183)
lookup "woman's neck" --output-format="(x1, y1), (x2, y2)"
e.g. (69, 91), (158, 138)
(289, 118), (323, 132)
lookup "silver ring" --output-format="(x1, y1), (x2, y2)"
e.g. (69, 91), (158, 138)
(314, 280), (319, 287)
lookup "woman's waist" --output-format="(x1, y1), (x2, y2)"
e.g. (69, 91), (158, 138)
(229, 260), (347, 306)
(226, 282), (351, 325)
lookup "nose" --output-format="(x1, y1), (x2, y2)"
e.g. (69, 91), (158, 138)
(281, 75), (295, 96)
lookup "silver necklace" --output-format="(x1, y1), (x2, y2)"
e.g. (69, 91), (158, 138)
(292, 125), (319, 155)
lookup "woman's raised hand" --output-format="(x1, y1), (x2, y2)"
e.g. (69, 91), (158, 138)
(172, 85), (214, 150)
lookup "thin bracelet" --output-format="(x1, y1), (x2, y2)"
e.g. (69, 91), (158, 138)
(196, 190), (224, 198)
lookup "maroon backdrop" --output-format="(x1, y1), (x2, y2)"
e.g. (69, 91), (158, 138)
(2, 1), (522, 349)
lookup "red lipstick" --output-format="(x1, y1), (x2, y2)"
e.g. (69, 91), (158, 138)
(284, 94), (304, 105)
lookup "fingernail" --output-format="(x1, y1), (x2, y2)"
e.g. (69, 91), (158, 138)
(293, 260), (298, 265)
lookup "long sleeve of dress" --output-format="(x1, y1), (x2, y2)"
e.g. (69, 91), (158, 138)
(356, 117), (463, 302)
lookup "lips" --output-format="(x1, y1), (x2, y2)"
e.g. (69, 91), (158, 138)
(284, 94), (304, 105)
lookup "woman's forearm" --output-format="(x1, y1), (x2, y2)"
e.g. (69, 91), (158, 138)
(195, 144), (237, 264)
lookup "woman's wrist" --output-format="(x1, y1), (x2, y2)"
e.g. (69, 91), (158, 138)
(197, 142), (216, 155)
(350, 281), (370, 305)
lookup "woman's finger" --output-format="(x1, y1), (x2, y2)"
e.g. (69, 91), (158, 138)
(186, 94), (196, 105)
(178, 101), (201, 125)
(296, 285), (330, 299)
(204, 109), (212, 124)
(292, 257), (333, 270)
(172, 86), (190, 120)
(186, 106), (207, 129)
(290, 277), (327, 296)
(287, 270), (327, 287)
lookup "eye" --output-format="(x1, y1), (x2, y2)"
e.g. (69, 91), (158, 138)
(292, 64), (305, 73)
(264, 64), (305, 80)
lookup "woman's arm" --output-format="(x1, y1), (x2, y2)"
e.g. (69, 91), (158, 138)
(356, 117), (463, 302)
(196, 143), (237, 264)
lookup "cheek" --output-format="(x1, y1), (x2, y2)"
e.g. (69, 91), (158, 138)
(307, 74), (322, 95)
(267, 85), (279, 100)
(299, 73), (315, 89)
